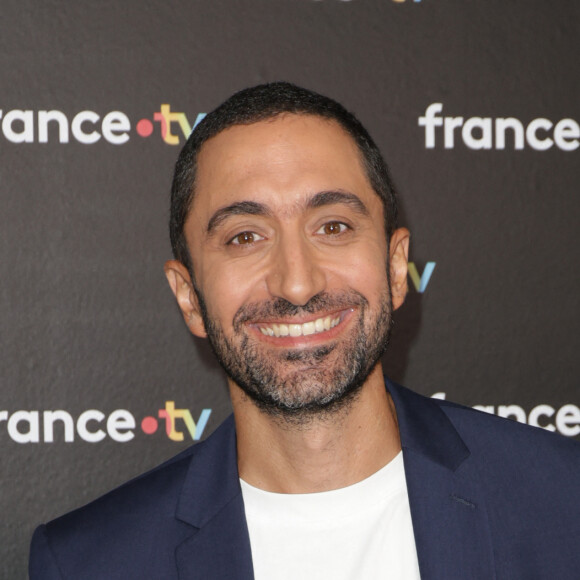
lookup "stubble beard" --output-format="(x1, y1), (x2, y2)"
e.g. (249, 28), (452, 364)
(195, 287), (393, 425)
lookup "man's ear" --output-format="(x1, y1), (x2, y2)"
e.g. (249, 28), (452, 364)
(164, 260), (207, 338)
(389, 228), (410, 311)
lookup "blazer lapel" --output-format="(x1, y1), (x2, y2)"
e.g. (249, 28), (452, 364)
(174, 415), (254, 580)
(387, 382), (496, 580)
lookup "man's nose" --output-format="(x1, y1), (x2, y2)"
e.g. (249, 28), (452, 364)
(265, 234), (326, 307)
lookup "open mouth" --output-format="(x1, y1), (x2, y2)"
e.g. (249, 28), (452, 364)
(256, 310), (352, 338)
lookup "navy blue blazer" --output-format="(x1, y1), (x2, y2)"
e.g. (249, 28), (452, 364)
(30, 381), (580, 579)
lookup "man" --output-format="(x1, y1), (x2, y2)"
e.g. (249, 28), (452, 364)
(30, 83), (580, 579)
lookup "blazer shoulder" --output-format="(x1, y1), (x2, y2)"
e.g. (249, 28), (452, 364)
(431, 392), (580, 518)
(30, 449), (194, 579)
(388, 380), (580, 485)
(60, 443), (195, 523)
(389, 380), (580, 458)
(388, 381), (580, 575)
(438, 395), (580, 459)
(31, 415), (237, 579)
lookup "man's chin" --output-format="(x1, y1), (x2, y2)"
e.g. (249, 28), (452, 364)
(233, 362), (368, 423)
(239, 380), (366, 425)
(280, 343), (336, 363)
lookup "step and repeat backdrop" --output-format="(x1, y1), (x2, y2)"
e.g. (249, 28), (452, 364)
(1, 0), (578, 576)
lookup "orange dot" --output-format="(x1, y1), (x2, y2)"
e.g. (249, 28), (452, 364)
(141, 416), (158, 434)
(136, 119), (154, 137)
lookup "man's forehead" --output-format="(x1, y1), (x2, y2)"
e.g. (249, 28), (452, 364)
(192, 114), (370, 204)
(197, 113), (361, 167)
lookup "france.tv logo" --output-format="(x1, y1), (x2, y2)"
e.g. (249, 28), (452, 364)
(0, 104), (206, 146)
(0, 401), (212, 444)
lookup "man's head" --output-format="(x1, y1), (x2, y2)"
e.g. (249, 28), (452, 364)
(170, 82), (399, 276)
(165, 83), (409, 422)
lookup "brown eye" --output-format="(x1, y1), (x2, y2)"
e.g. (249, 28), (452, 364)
(237, 232), (254, 244)
(229, 231), (264, 245)
(319, 221), (347, 236)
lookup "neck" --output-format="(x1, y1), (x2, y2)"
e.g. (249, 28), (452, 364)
(231, 365), (401, 494)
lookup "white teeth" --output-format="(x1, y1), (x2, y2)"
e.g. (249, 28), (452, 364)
(259, 315), (342, 338)
(289, 324), (302, 337)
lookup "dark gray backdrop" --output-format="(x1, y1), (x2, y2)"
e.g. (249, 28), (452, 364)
(1, 1), (578, 577)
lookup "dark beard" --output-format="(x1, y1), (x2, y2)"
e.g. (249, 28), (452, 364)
(195, 288), (393, 423)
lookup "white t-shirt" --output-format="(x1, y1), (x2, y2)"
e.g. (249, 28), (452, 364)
(240, 451), (421, 579)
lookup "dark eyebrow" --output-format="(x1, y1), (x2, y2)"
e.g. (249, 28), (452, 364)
(205, 191), (369, 236)
(206, 201), (271, 235)
(306, 190), (370, 216)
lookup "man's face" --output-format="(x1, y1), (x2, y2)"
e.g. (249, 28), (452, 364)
(167, 114), (408, 419)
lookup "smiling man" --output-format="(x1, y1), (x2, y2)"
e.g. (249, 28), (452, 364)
(166, 113), (406, 425)
(30, 83), (580, 579)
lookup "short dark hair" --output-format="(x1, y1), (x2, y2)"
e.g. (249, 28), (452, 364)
(170, 82), (398, 274)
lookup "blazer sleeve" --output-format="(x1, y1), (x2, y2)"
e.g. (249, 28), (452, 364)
(29, 525), (64, 580)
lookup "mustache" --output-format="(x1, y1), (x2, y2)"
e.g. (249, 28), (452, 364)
(233, 291), (368, 329)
